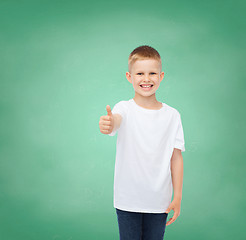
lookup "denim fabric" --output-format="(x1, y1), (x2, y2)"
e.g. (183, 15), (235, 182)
(116, 208), (168, 240)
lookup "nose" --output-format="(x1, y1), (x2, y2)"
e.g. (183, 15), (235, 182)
(144, 75), (150, 82)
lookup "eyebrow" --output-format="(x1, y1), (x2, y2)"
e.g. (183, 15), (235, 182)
(136, 71), (158, 73)
(136, 70), (158, 72)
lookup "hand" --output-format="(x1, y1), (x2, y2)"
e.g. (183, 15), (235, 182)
(165, 198), (181, 226)
(99, 105), (114, 135)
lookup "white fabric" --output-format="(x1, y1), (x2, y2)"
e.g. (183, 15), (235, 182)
(109, 98), (185, 213)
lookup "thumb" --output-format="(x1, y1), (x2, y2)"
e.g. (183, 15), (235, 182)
(165, 206), (172, 214)
(106, 105), (112, 116)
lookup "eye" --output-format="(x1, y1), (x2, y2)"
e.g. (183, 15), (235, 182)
(150, 72), (156, 75)
(137, 73), (143, 75)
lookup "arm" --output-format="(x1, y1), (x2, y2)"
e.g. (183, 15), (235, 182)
(171, 148), (183, 200)
(165, 148), (183, 226)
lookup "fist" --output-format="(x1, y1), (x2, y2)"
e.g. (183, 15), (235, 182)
(99, 105), (115, 135)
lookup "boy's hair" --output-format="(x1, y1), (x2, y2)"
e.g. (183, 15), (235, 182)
(128, 45), (162, 73)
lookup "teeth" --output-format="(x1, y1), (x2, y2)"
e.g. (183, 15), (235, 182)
(141, 85), (152, 88)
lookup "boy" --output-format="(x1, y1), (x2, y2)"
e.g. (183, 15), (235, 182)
(99, 45), (185, 240)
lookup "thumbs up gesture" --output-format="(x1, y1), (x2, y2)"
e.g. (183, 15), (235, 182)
(99, 105), (115, 134)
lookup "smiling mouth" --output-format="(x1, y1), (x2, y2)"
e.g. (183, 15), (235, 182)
(140, 85), (153, 88)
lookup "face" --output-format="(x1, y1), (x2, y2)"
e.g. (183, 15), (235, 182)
(126, 59), (164, 98)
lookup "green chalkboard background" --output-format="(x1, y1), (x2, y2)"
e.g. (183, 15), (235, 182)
(0, 0), (245, 239)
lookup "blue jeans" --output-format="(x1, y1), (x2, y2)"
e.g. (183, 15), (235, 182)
(116, 208), (168, 240)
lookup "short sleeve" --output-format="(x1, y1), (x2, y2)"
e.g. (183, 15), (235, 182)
(174, 113), (185, 152)
(108, 101), (127, 136)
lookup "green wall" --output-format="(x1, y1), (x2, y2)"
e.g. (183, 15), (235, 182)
(0, 0), (245, 239)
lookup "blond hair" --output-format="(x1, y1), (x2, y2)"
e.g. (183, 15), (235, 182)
(128, 45), (162, 73)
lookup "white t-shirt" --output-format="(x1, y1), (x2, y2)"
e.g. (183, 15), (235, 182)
(109, 98), (185, 213)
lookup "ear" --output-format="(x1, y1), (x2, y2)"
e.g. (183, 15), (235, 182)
(126, 72), (132, 84)
(160, 71), (164, 82)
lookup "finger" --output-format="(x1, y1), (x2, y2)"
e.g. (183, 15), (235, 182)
(100, 119), (111, 125)
(172, 211), (179, 220)
(166, 218), (172, 226)
(166, 217), (176, 226)
(101, 115), (111, 121)
(106, 105), (112, 116)
(100, 129), (110, 134)
(166, 221), (172, 226)
(166, 218), (173, 226)
(100, 124), (110, 130)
